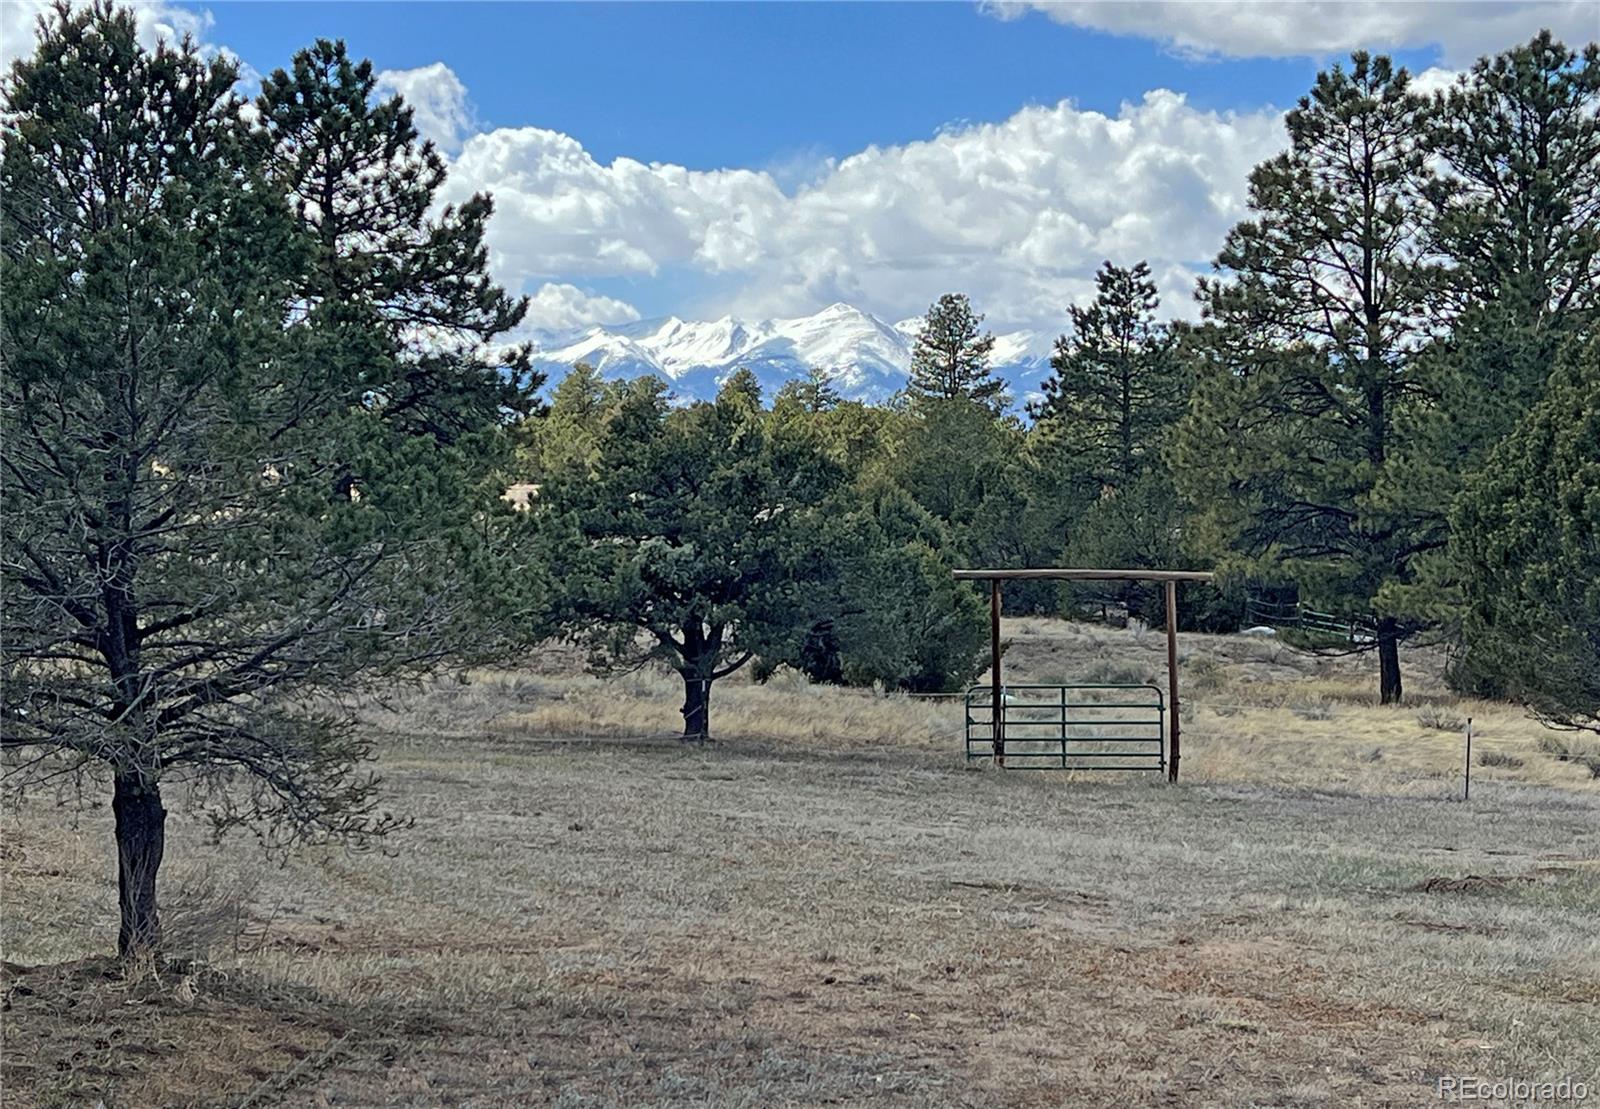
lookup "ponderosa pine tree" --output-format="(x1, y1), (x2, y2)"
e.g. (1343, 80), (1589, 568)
(906, 293), (1009, 412)
(1173, 53), (1437, 704)
(1, 6), (530, 959)
(1033, 260), (1185, 490)
(257, 38), (540, 442)
(1386, 35), (1600, 638)
(1428, 34), (1600, 331)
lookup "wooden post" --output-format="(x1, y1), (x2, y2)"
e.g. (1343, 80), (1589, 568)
(991, 580), (1004, 768)
(1165, 580), (1180, 783)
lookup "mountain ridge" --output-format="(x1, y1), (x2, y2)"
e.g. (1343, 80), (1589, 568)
(525, 303), (1057, 406)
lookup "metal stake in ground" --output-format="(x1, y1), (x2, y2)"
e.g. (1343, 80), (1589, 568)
(1165, 579), (1180, 783)
(990, 580), (1004, 768)
(1463, 717), (1473, 801)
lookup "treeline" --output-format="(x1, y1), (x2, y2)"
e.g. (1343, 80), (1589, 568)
(523, 35), (1600, 723)
(1, 4), (1595, 963)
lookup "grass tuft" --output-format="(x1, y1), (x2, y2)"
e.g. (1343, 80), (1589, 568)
(1416, 705), (1467, 731)
(1290, 699), (1337, 721)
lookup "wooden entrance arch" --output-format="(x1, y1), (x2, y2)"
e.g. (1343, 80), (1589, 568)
(952, 568), (1215, 782)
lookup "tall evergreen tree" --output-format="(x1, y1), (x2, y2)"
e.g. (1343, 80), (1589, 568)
(1428, 34), (1600, 329)
(1034, 260), (1185, 490)
(1, 7), (528, 959)
(524, 362), (609, 480)
(906, 293), (1009, 411)
(257, 38), (540, 442)
(1384, 35), (1600, 642)
(1173, 53), (1436, 703)
(775, 365), (843, 414)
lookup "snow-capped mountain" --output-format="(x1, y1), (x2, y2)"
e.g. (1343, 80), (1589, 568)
(526, 303), (1055, 408)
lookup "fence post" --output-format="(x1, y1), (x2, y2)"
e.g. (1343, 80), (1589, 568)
(1165, 580), (1180, 783)
(1463, 717), (1473, 801)
(1059, 685), (1067, 768)
(991, 580), (1004, 768)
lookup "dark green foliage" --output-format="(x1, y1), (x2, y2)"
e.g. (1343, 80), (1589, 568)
(523, 361), (609, 480)
(775, 365), (844, 414)
(0, 6), (531, 958)
(830, 484), (990, 693)
(257, 38), (541, 442)
(1385, 35), (1600, 637)
(534, 373), (990, 729)
(906, 293), (1009, 412)
(1173, 53), (1436, 703)
(1426, 34), (1600, 327)
(887, 398), (1017, 530)
(1452, 336), (1599, 734)
(1028, 259), (1199, 622)
(881, 397), (1062, 613)
(1034, 260), (1185, 490)
(533, 374), (847, 738)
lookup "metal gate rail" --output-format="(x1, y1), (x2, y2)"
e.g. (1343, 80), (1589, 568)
(965, 684), (1165, 771)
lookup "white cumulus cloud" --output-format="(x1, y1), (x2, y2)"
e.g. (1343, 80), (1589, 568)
(445, 126), (788, 290)
(376, 62), (474, 155)
(985, 1), (1598, 65)
(520, 283), (641, 333)
(443, 90), (1287, 330)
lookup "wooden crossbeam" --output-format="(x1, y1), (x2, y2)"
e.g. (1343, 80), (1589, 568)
(954, 566), (1214, 782)
(952, 568), (1214, 583)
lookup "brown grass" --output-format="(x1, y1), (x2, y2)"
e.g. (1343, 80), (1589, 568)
(3, 618), (1598, 1107)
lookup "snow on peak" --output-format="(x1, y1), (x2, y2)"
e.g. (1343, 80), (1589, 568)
(527, 302), (1054, 405)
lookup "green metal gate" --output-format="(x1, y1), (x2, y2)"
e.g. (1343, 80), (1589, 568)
(965, 684), (1166, 771)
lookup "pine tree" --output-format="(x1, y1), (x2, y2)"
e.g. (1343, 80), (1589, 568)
(257, 38), (540, 442)
(1034, 260), (1185, 490)
(1, 6), (528, 959)
(534, 374), (846, 739)
(784, 365), (843, 413)
(830, 487), (989, 693)
(1451, 334), (1599, 734)
(525, 362), (610, 479)
(1172, 53), (1436, 704)
(1383, 35), (1600, 643)
(1428, 34), (1600, 329)
(906, 293), (1009, 411)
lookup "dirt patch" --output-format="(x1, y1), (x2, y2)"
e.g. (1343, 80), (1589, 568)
(1391, 914), (1507, 937)
(1, 958), (358, 1109)
(1409, 874), (1539, 894)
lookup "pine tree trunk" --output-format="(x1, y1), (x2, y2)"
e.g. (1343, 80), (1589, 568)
(113, 774), (166, 961)
(1377, 617), (1403, 705)
(681, 674), (711, 741)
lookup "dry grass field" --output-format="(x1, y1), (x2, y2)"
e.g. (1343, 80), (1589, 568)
(4, 618), (1599, 1107)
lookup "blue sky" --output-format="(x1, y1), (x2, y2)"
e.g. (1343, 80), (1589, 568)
(8, 1), (1590, 334)
(175, 2), (1423, 171)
